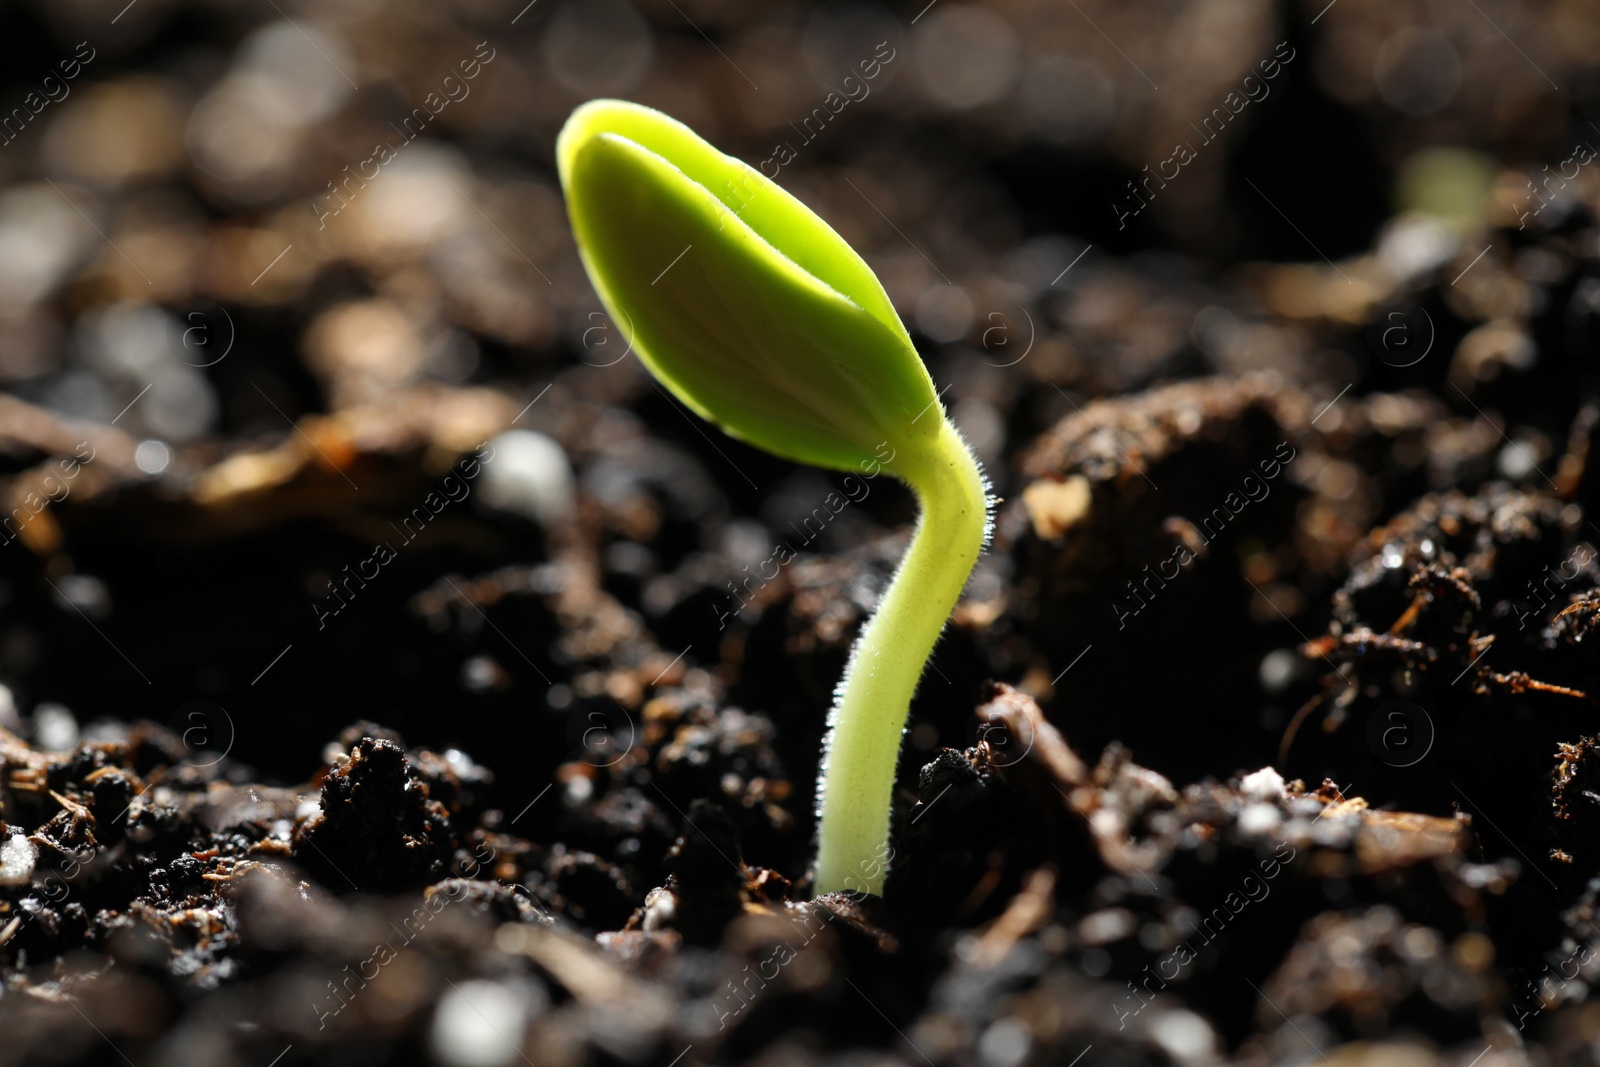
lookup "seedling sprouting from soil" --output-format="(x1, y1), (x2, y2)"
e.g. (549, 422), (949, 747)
(558, 100), (990, 897)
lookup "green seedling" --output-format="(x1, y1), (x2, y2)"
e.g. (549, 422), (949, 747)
(557, 99), (990, 897)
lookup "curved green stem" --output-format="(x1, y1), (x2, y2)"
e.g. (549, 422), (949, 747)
(813, 420), (989, 897)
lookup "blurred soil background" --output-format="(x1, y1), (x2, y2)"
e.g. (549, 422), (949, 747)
(3, 1), (1600, 1065)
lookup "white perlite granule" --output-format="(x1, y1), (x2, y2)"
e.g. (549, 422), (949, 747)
(0, 830), (38, 886)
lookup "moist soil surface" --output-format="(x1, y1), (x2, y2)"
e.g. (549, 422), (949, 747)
(5, 5), (1600, 1066)
(7, 231), (1600, 1063)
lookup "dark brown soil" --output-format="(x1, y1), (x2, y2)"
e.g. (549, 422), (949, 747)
(6, 2), (1600, 1065)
